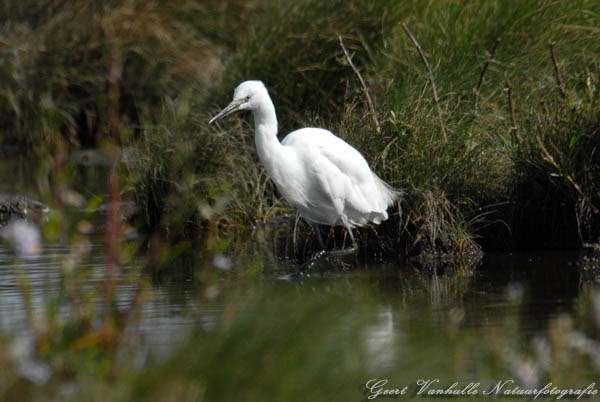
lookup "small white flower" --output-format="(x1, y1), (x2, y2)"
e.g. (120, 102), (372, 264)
(212, 253), (232, 271)
(0, 220), (41, 257)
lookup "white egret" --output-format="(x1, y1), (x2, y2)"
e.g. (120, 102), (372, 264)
(209, 80), (400, 273)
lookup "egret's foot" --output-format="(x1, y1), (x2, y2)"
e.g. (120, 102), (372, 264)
(277, 273), (297, 281)
(296, 249), (328, 275)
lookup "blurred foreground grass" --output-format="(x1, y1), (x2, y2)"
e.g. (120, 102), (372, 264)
(3, 242), (600, 401)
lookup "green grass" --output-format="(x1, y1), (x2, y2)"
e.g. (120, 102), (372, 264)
(200, 0), (599, 256)
(368, 0), (600, 250)
(0, 0), (238, 148)
(1, 0), (600, 259)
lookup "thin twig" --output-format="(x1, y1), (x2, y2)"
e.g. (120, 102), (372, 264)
(504, 73), (517, 131)
(338, 35), (380, 133)
(474, 37), (501, 105)
(401, 23), (446, 142)
(104, 22), (121, 139)
(548, 41), (566, 100)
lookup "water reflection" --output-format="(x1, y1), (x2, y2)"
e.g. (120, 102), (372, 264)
(1, 221), (598, 360)
(364, 306), (397, 372)
(2, 211), (600, 400)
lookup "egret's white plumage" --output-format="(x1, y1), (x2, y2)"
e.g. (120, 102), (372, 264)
(209, 80), (400, 271)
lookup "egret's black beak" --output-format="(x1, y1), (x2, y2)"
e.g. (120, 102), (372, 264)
(208, 99), (245, 125)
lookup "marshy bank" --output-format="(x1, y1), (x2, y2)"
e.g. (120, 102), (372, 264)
(1, 0), (600, 399)
(1, 0), (598, 261)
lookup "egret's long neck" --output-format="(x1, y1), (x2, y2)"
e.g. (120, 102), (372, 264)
(253, 96), (283, 174)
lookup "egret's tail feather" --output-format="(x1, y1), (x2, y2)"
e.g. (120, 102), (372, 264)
(374, 174), (403, 210)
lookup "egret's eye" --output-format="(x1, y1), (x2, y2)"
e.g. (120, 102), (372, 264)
(244, 96), (250, 102)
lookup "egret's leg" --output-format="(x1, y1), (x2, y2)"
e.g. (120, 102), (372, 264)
(313, 225), (326, 249)
(321, 221), (358, 258)
(296, 218), (358, 275)
(295, 225), (326, 275)
(292, 212), (300, 256)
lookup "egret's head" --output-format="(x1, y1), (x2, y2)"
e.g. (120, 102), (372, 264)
(208, 80), (268, 124)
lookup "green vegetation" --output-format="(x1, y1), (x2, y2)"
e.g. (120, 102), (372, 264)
(1, 0), (599, 256)
(3, 2), (600, 399)
(0, 0), (236, 148)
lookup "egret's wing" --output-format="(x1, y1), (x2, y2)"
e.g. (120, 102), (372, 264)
(283, 128), (399, 226)
(313, 138), (386, 223)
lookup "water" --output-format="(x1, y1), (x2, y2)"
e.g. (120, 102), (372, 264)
(2, 212), (599, 398)
(0, 228), (592, 355)
(2, 154), (600, 398)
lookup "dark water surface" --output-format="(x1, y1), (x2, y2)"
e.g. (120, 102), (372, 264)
(0, 228), (591, 358)
(1, 154), (599, 397)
